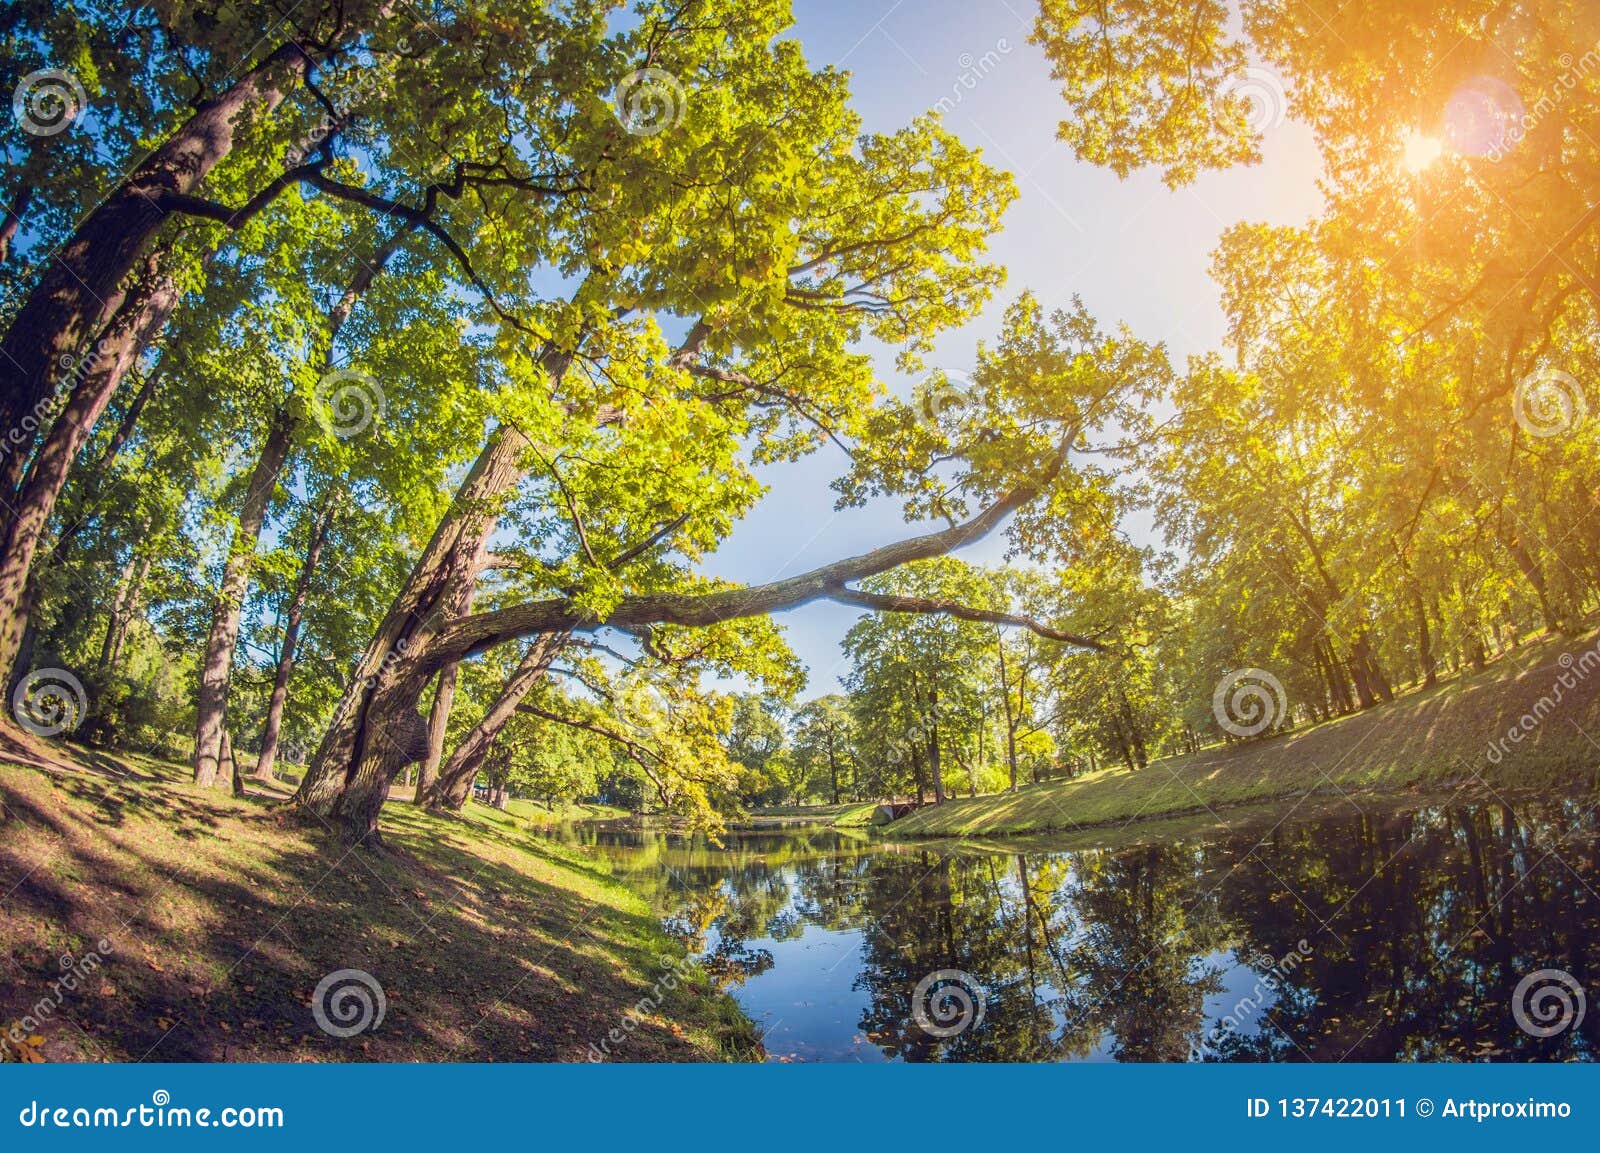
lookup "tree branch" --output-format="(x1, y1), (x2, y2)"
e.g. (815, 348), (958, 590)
(426, 434), (1091, 667)
(824, 583), (1106, 649)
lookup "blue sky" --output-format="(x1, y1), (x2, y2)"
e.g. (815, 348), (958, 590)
(700, 0), (1327, 697)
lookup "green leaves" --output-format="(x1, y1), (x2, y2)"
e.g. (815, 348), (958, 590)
(1032, 0), (1258, 186)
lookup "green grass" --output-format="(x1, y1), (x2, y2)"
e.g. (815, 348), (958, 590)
(737, 800), (879, 828)
(753, 630), (1600, 842)
(887, 629), (1600, 838)
(0, 739), (757, 1064)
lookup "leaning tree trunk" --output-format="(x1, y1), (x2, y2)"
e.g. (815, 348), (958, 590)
(0, 41), (309, 504)
(431, 630), (571, 810)
(0, 262), (180, 683)
(42, 356), (166, 580)
(254, 497), (334, 781)
(413, 661), (458, 804)
(0, 179), (33, 265)
(193, 408), (296, 786)
(326, 658), (437, 843)
(300, 385), (1090, 839)
(293, 422), (538, 816)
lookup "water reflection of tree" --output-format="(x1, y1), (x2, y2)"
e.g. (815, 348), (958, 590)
(561, 802), (1600, 1061)
(1205, 802), (1600, 1061)
(848, 849), (1063, 1061)
(1055, 846), (1227, 1060)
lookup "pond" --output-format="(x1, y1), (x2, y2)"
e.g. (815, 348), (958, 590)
(553, 796), (1600, 1061)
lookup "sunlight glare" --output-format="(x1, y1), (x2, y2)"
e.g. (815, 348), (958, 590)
(1402, 130), (1444, 173)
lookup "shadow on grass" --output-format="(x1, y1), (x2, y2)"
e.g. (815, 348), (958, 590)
(0, 752), (754, 1064)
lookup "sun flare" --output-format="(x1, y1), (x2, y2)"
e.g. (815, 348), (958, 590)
(1402, 130), (1444, 173)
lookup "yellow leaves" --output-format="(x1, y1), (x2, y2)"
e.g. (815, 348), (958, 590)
(0, 1028), (47, 1063)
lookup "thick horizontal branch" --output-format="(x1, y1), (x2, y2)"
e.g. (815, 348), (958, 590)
(426, 435), (1085, 668)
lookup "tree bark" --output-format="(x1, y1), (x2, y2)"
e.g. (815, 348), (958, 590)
(254, 497), (334, 781)
(293, 420), (539, 816)
(413, 661), (458, 804)
(0, 41), (310, 504)
(431, 630), (571, 810)
(927, 685), (945, 804)
(101, 552), (152, 674)
(0, 262), (181, 682)
(998, 634), (1020, 792)
(193, 407), (296, 787)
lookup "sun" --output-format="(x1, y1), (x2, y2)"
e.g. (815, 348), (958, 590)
(1402, 130), (1444, 173)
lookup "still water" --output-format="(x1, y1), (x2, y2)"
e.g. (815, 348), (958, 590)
(557, 797), (1600, 1061)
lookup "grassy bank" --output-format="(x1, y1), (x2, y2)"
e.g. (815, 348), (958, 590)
(0, 737), (756, 1063)
(731, 801), (878, 829)
(786, 629), (1600, 840)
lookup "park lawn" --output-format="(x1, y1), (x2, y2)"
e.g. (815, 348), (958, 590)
(737, 801), (878, 828)
(888, 628), (1600, 838)
(0, 738), (757, 1064)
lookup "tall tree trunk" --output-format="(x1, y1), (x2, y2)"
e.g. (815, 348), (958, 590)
(1501, 532), (1559, 632)
(200, 225), (407, 794)
(0, 42), (310, 503)
(826, 735), (839, 805)
(997, 635), (1020, 793)
(293, 339), (587, 823)
(293, 423), (531, 815)
(431, 630), (571, 810)
(414, 661), (458, 804)
(193, 407), (296, 786)
(0, 263), (180, 683)
(1412, 583), (1435, 687)
(927, 685), (945, 804)
(908, 743), (927, 806)
(99, 550), (140, 669)
(254, 497), (334, 781)
(102, 552), (152, 674)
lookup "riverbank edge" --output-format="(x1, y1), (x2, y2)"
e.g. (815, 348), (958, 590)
(0, 735), (762, 1063)
(754, 628), (1600, 842)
